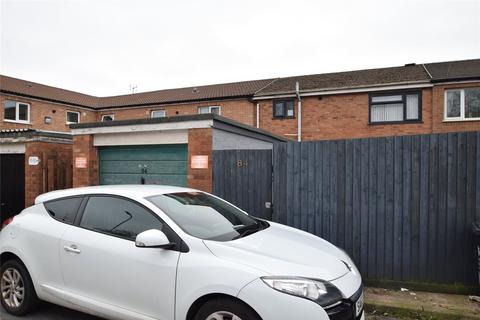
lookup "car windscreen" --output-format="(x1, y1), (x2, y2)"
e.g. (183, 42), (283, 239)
(146, 192), (265, 241)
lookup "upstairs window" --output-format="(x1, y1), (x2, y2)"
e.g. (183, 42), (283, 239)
(198, 106), (220, 115)
(4, 100), (30, 123)
(151, 110), (166, 118)
(66, 111), (80, 124)
(445, 88), (480, 121)
(101, 114), (114, 122)
(369, 92), (421, 123)
(273, 99), (294, 119)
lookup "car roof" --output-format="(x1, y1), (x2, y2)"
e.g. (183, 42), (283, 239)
(34, 185), (197, 204)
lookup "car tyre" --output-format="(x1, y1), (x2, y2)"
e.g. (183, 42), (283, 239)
(194, 297), (261, 320)
(0, 259), (39, 316)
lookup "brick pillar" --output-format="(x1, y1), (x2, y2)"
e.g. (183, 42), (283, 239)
(24, 141), (73, 206)
(187, 128), (212, 192)
(24, 142), (45, 207)
(72, 134), (99, 187)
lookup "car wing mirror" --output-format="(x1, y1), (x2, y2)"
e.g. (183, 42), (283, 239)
(135, 229), (175, 249)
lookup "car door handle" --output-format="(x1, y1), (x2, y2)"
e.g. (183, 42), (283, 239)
(64, 245), (81, 254)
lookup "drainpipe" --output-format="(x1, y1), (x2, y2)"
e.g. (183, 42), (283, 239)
(256, 103), (260, 128)
(295, 82), (302, 142)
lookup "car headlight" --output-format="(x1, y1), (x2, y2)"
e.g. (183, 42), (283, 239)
(261, 276), (343, 308)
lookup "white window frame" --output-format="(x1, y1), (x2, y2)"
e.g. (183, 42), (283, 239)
(3, 101), (30, 124)
(151, 110), (166, 118)
(101, 114), (115, 122)
(444, 89), (480, 121)
(198, 106), (221, 115)
(66, 111), (80, 124)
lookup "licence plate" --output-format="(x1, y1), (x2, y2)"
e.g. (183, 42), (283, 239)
(355, 291), (364, 317)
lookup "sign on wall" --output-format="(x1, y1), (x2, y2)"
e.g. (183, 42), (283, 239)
(191, 155), (208, 169)
(75, 157), (87, 169)
(28, 156), (40, 166)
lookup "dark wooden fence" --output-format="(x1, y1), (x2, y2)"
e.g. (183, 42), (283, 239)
(273, 131), (480, 285)
(213, 149), (273, 220)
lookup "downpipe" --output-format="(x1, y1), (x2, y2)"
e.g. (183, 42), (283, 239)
(296, 81), (302, 142)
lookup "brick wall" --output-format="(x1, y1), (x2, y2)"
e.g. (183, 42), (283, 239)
(97, 98), (256, 126)
(0, 94), (96, 132)
(431, 82), (480, 133)
(24, 141), (72, 206)
(187, 128), (212, 192)
(72, 135), (99, 187)
(258, 88), (437, 141)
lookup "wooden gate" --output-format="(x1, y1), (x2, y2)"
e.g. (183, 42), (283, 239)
(212, 149), (272, 220)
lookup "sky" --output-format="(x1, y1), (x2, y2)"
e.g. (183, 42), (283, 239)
(1, 0), (479, 96)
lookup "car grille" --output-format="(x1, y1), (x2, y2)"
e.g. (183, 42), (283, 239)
(325, 285), (364, 320)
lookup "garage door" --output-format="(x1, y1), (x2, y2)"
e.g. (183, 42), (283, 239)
(99, 144), (188, 186)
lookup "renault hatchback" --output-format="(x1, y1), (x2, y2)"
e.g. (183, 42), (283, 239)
(0, 185), (363, 320)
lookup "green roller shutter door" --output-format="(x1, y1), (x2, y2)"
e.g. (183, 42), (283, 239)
(99, 144), (188, 186)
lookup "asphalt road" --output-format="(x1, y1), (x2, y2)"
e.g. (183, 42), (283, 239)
(0, 302), (104, 320)
(1, 302), (404, 320)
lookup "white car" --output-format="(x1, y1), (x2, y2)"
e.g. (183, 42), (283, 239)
(0, 185), (364, 320)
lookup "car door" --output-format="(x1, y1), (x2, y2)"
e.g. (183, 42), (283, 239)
(59, 195), (179, 320)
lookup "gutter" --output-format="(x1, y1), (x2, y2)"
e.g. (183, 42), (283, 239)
(252, 82), (433, 100)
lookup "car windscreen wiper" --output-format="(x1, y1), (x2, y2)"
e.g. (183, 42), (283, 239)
(232, 223), (262, 240)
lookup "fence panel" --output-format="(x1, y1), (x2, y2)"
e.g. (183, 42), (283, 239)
(273, 131), (480, 285)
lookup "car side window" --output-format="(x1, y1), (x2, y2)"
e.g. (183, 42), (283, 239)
(44, 197), (83, 224)
(80, 196), (163, 240)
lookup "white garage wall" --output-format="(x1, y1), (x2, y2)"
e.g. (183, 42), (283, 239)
(94, 130), (188, 146)
(212, 129), (273, 150)
(0, 143), (25, 154)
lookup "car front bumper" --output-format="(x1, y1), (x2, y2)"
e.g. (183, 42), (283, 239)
(237, 278), (364, 320)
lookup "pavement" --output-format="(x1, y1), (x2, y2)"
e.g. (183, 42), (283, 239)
(1, 287), (479, 320)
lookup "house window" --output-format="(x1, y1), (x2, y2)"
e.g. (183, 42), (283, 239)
(369, 92), (421, 123)
(198, 106), (220, 115)
(102, 114), (114, 122)
(151, 110), (166, 118)
(3, 100), (30, 123)
(66, 111), (80, 124)
(445, 88), (480, 121)
(273, 99), (294, 119)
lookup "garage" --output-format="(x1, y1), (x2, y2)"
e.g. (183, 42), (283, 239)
(99, 144), (188, 186)
(70, 114), (285, 193)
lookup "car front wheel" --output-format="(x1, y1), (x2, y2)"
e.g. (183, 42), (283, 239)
(0, 259), (39, 315)
(194, 297), (261, 320)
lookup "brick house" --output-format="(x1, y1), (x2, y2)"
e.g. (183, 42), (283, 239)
(253, 59), (480, 141)
(1, 58), (479, 219)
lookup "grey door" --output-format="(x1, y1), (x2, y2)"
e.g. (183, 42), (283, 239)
(212, 149), (272, 220)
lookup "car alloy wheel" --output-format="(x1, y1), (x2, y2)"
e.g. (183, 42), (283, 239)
(1, 267), (25, 309)
(206, 311), (242, 320)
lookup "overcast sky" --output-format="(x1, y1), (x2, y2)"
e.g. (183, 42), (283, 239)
(1, 0), (479, 96)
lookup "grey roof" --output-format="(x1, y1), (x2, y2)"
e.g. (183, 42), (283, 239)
(0, 75), (274, 109)
(254, 64), (431, 97)
(1, 59), (478, 107)
(424, 59), (480, 82)
(0, 129), (72, 141)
